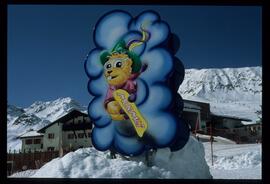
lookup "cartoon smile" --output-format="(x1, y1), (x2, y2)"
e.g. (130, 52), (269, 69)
(107, 75), (118, 80)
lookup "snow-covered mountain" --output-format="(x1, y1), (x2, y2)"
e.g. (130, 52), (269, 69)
(178, 66), (262, 123)
(7, 97), (86, 151)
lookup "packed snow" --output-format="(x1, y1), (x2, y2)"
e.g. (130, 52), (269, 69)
(204, 142), (261, 179)
(9, 136), (261, 179)
(32, 136), (211, 178)
(10, 169), (38, 178)
(10, 136), (212, 179)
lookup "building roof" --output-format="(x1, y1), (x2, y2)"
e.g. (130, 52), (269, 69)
(38, 109), (89, 133)
(183, 99), (211, 120)
(243, 122), (262, 126)
(18, 130), (44, 139)
(183, 101), (201, 110)
(183, 99), (209, 106)
(211, 113), (252, 122)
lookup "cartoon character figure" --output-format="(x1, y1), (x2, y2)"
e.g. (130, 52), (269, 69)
(100, 26), (149, 122)
(85, 10), (190, 155)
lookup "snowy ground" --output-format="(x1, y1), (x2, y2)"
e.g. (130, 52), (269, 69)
(10, 136), (211, 179)
(9, 136), (261, 179)
(204, 142), (261, 179)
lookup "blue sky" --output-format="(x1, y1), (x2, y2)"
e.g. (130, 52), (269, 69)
(8, 5), (262, 107)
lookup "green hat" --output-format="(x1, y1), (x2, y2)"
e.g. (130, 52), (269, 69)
(100, 39), (142, 73)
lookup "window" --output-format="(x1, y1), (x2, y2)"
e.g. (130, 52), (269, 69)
(25, 139), (32, 145)
(67, 133), (74, 139)
(47, 147), (54, 151)
(34, 139), (41, 144)
(48, 133), (54, 139)
(78, 133), (85, 138)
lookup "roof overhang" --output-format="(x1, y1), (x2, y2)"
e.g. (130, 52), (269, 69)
(18, 135), (44, 139)
(37, 109), (89, 133)
(211, 113), (252, 122)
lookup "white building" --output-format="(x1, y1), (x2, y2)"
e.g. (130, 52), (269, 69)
(18, 109), (93, 152)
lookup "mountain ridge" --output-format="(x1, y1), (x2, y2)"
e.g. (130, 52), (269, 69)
(178, 66), (261, 122)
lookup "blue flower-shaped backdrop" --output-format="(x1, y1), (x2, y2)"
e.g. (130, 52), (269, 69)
(85, 10), (189, 156)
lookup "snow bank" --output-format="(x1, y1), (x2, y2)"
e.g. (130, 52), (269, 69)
(9, 169), (37, 178)
(212, 150), (261, 170)
(154, 136), (212, 178)
(30, 136), (211, 178)
(210, 165), (261, 179)
(203, 142), (261, 179)
(11, 139), (261, 179)
(31, 148), (172, 178)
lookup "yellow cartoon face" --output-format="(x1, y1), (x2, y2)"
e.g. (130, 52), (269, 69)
(104, 53), (133, 86)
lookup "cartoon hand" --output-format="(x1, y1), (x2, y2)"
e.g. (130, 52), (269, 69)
(128, 93), (137, 102)
(107, 101), (126, 120)
(111, 114), (126, 121)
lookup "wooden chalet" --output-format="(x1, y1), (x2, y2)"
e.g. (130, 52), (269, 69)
(19, 109), (93, 152)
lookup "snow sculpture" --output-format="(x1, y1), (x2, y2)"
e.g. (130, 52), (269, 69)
(85, 10), (189, 156)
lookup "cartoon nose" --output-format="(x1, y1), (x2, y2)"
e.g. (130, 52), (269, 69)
(107, 70), (112, 74)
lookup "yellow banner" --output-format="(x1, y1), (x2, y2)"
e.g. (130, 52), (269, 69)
(113, 89), (148, 137)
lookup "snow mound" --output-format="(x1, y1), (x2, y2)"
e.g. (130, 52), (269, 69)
(213, 151), (261, 170)
(9, 170), (37, 178)
(31, 148), (172, 178)
(154, 136), (212, 178)
(30, 136), (212, 178)
(210, 147), (261, 170)
(203, 142), (261, 179)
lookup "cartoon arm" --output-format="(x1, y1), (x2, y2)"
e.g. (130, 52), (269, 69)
(125, 80), (137, 102)
(104, 88), (126, 121)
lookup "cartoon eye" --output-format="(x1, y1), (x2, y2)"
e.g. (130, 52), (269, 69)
(105, 63), (112, 70)
(115, 61), (122, 68)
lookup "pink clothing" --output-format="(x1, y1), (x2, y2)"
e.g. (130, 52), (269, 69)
(104, 79), (137, 108)
(104, 71), (141, 108)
